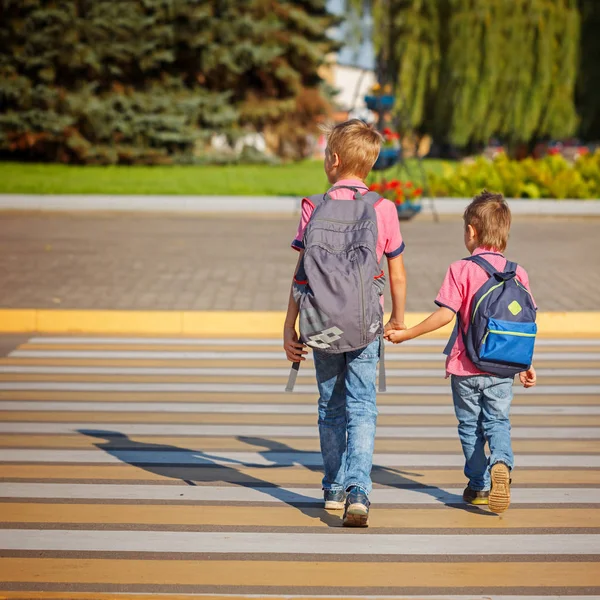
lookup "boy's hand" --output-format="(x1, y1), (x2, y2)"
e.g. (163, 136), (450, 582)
(384, 318), (406, 333)
(283, 326), (307, 362)
(519, 366), (537, 388)
(384, 329), (412, 344)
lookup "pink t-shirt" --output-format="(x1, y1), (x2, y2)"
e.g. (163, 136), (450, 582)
(436, 247), (535, 377)
(291, 179), (405, 261)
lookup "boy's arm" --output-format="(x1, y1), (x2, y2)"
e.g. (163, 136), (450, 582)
(283, 251), (307, 362)
(385, 254), (407, 332)
(385, 306), (455, 343)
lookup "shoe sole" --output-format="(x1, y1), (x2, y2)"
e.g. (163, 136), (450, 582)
(489, 463), (511, 513)
(324, 500), (345, 510)
(343, 503), (369, 527)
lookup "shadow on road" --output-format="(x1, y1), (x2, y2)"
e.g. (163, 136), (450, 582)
(78, 429), (340, 527)
(79, 430), (492, 525)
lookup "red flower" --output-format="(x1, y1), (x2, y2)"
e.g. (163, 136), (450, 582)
(369, 183), (381, 192)
(404, 181), (413, 188)
(383, 127), (392, 136)
(413, 187), (423, 197)
(389, 180), (400, 189)
(548, 148), (560, 156)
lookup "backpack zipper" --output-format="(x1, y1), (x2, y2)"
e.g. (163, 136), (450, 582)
(515, 280), (534, 301)
(471, 281), (505, 323)
(487, 329), (536, 337)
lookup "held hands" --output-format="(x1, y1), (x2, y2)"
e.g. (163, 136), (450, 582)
(519, 366), (537, 388)
(283, 326), (307, 362)
(384, 329), (412, 344)
(384, 318), (409, 344)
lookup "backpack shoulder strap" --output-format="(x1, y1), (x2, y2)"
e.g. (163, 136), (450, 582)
(324, 185), (365, 201)
(463, 255), (499, 278)
(504, 260), (518, 273)
(361, 191), (383, 207)
(304, 193), (326, 210)
(443, 311), (461, 356)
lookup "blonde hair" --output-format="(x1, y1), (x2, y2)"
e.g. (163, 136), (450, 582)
(322, 119), (383, 179)
(464, 190), (512, 252)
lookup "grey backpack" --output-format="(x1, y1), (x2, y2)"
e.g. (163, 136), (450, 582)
(286, 186), (386, 392)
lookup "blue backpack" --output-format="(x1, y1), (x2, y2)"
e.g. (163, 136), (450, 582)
(444, 253), (537, 378)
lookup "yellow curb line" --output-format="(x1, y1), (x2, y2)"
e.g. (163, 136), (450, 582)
(1, 310), (600, 337)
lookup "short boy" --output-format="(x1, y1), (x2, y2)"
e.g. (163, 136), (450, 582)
(385, 191), (537, 513)
(283, 119), (408, 526)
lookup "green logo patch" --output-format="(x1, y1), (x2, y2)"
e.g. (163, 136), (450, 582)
(508, 300), (522, 316)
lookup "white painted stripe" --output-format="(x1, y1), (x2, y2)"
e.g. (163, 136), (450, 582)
(28, 336), (600, 347)
(0, 381), (597, 395)
(1, 529), (598, 555)
(11, 350), (600, 361)
(2, 483), (597, 505)
(1, 365), (598, 378)
(3, 401), (600, 416)
(1, 423), (597, 439)
(1, 449), (599, 468)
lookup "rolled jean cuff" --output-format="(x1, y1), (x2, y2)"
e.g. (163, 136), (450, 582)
(469, 484), (490, 492)
(345, 482), (371, 496)
(322, 485), (344, 492)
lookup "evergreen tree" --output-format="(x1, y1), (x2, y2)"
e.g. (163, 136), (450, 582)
(0, 0), (338, 163)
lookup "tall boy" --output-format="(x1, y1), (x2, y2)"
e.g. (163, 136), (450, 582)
(386, 191), (537, 513)
(283, 120), (407, 526)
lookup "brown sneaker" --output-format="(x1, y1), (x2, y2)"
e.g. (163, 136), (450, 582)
(489, 462), (511, 513)
(463, 486), (489, 505)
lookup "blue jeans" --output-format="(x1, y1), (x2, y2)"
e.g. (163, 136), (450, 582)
(451, 374), (514, 491)
(313, 338), (379, 495)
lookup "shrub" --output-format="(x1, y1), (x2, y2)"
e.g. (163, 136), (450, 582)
(428, 152), (600, 199)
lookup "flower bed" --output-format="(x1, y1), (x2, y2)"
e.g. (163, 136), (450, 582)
(369, 179), (423, 219)
(428, 152), (600, 199)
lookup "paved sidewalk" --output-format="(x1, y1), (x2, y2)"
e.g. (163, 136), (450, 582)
(0, 212), (598, 311)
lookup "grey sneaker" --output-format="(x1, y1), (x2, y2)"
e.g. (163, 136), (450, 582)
(324, 489), (345, 510)
(342, 486), (370, 527)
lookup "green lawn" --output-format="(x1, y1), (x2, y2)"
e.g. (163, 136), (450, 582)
(0, 159), (451, 196)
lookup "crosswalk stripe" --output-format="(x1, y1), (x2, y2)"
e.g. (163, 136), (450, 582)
(2, 530), (599, 555)
(2, 413), (599, 428)
(2, 591), (598, 600)
(1, 382), (599, 394)
(2, 465), (599, 486)
(2, 401), (600, 415)
(2, 436), (599, 454)
(3, 503), (599, 529)
(2, 483), (599, 504)
(1, 365), (598, 378)
(11, 349), (600, 361)
(1, 390), (599, 405)
(2, 449), (600, 467)
(29, 336), (600, 347)
(1, 558), (599, 588)
(1, 422), (598, 438)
